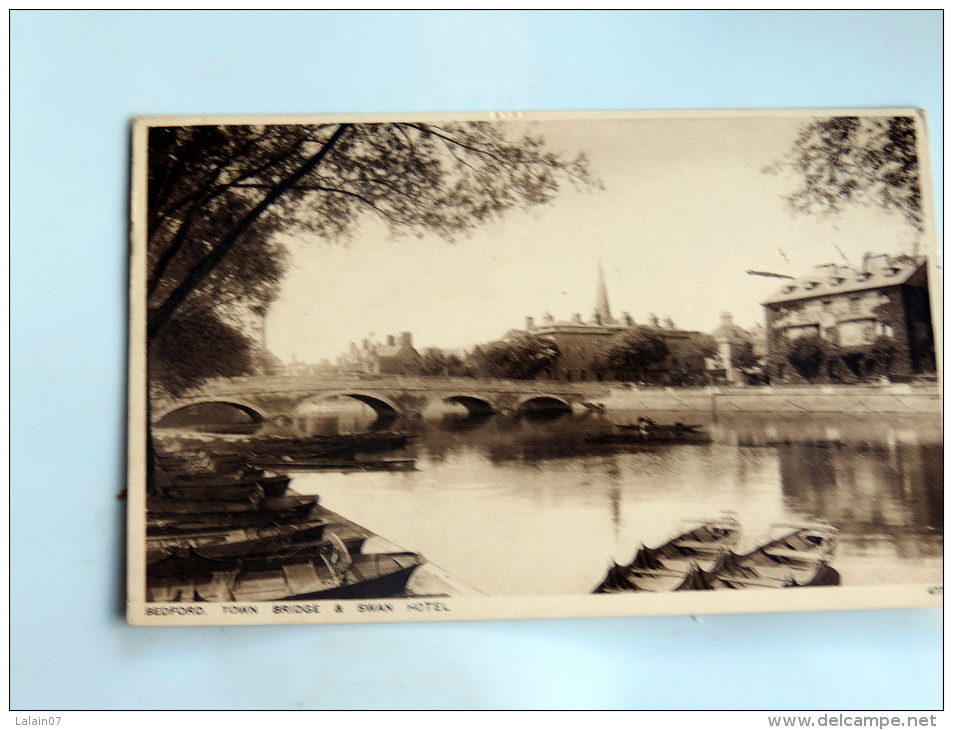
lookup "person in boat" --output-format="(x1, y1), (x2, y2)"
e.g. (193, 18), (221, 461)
(636, 416), (656, 436)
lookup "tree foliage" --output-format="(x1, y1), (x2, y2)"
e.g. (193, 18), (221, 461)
(865, 335), (901, 378)
(146, 122), (596, 393)
(783, 333), (836, 382)
(767, 116), (923, 233)
(470, 332), (560, 380)
(411, 348), (471, 378)
(730, 339), (761, 371)
(684, 332), (718, 362)
(596, 326), (669, 382)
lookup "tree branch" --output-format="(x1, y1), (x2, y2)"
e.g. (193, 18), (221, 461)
(147, 123), (352, 340)
(147, 132), (313, 296)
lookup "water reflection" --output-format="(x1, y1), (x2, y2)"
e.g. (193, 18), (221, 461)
(290, 398), (399, 435)
(435, 411), (494, 432)
(275, 405), (942, 595)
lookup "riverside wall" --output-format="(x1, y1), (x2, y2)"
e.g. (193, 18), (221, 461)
(599, 384), (941, 416)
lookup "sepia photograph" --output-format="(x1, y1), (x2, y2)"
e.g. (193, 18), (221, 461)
(128, 109), (941, 625)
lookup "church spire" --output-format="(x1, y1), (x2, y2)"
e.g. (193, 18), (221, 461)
(596, 262), (613, 324)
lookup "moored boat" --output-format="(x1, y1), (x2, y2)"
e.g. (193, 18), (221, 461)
(145, 446), (429, 603)
(147, 546), (425, 602)
(615, 421), (704, 434)
(147, 493), (318, 516)
(706, 523), (839, 590)
(250, 456), (417, 472)
(239, 431), (418, 460)
(594, 518), (741, 593)
(146, 518), (331, 563)
(589, 421), (710, 446)
(158, 474), (291, 501)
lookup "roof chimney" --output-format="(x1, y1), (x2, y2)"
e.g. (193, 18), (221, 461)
(525, 316), (535, 330)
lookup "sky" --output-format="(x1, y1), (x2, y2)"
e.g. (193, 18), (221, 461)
(264, 111), (927, 364)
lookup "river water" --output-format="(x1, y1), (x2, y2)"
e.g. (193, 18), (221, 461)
(276, 405), (942, 597)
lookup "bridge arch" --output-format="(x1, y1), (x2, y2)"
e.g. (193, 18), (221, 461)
(442, 394), (496, 415)
(295, 391), (403, 418)
(515, 395), (572, 415)
(153, 399), (267, 428)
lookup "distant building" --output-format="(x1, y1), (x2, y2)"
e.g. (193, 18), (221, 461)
(338, 332), (422, 375)
(282, 356), (339, 377)
(763, 253), (935, 382)
(710, 312), (764, 385)
(523, 265), (708, 384)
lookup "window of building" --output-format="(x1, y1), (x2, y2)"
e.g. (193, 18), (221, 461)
(839, 320), (875, 346)
(580, 369), (587, 381)
(849, 296), (861, 314)
(564, 369), (573, 382)
(786, 324), (820, 340)
(874, 322), (894, 338)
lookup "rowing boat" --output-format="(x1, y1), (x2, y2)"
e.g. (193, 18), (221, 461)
(250, 456), (417, 472)
(706, 523), (839, 590)
(588, 422), (711, 446)
(594, 518), (741, 593)
(147, 545), (425, 602)
(145, 519), (331, 563)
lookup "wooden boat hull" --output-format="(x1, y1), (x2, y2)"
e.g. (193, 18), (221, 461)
(155, 467), (266, 485)
(707, 525), (839, 590)
(239, 432), (417, 460)
(146, 519), (331, 563)
(156, 474), (290, 500)
(147, 551), (424, 603)
(147, 507), (320, 534)
(587, 423), (711, 447)
(594, 520), (741, 593)
(251, 457), (416, 472)
(147, 494), (317, 516)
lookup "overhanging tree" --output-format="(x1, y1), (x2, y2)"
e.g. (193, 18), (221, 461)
(147, 121), (596, 395)
(765, 115), (924, 251)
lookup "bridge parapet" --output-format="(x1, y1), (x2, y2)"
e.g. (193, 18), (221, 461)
(187, 374), (613, 398)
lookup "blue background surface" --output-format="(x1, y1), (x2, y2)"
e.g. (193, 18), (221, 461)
(11, 10), (942, 710)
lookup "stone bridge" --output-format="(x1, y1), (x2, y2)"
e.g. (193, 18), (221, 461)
(153, 374), (614, 425)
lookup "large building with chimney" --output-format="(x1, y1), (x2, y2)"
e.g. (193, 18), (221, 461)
(762, 253), (935, 382)
(523, 265), (709, 384)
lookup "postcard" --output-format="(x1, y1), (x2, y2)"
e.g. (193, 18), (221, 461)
(128, 109), (941, 625)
